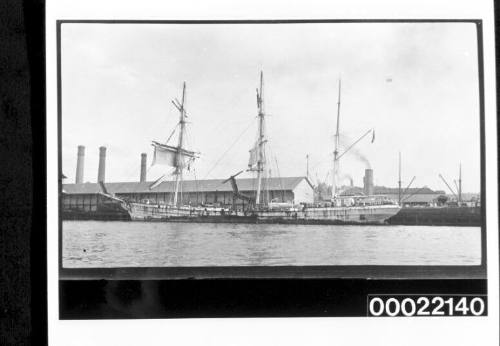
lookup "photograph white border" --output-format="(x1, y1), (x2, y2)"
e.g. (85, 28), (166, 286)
(46, 0), (498, 345)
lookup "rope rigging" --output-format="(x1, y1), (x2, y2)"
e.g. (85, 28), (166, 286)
(202, 118), (255, 180)
(267, 145), (284, 203)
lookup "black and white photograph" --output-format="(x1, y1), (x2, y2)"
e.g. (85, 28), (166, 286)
(45, 1), (499, 344)
(60, 21), (484, 270)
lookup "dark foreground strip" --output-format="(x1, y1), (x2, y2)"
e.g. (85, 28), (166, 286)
(59, 278), (487, 319)
(60, 265), (486, 280)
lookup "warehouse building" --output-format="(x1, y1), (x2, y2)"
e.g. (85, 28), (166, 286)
(62, 176), (315, 212)
(340, 185), (446, 207)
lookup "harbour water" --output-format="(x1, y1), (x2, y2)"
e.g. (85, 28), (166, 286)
(62, 221), (481, 268)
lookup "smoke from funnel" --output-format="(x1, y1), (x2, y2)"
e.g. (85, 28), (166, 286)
(339, 173), (352, 180)
(339, 134), (372, 169)
(350, 149), (371, 168)
(339, 173), (353, 184)
(338, 173), (354, 187)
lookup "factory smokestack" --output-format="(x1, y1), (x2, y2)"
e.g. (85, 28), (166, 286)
(363, 168), (374, 196)
(97, 146), (106, 183)
(350, 178), (354, 187)
(75, 145), (85, 184)
(140, 153), (147, 182)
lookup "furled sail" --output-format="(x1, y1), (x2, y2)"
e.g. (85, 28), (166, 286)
(151, 141), (197, 169)
(248, 142), (265, 171)
(248, 143), (259, 171)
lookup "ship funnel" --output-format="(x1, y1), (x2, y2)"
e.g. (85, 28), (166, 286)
(363, 168), (374, 196)
(140, 153), (147, 182)
(75, 145), (85, 184)
(97, 146), (106, 183)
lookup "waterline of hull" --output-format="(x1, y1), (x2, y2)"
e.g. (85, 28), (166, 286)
(125, 202), (401, 225)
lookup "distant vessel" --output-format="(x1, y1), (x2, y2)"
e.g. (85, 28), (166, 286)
(103, 74), (400, 224)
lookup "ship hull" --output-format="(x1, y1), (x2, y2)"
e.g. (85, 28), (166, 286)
(306, 205), (401, 224)
(125, 202), (202, 221)
(256, 205), (402, 224)
(124, 202), (401, 224)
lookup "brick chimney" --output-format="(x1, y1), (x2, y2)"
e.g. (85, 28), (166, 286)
(75, 145), (85, 184)
(140, 153), (147, 182)
(97, 146), (106, 183)
(363, 168), (374, 196)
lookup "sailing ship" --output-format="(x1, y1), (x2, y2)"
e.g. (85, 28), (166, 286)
(103, 73), (400, 223)
(119, 82), (206, 220)
(242, 73), (402, 224)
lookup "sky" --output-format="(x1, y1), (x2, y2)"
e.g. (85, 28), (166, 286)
(60, 22), (481, 193)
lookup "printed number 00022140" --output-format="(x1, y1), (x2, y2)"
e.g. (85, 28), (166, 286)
(367, 296), (486, 317)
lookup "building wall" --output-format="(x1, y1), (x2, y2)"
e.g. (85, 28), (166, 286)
(268, 189), (291, 203)
(62, 189), (296, 211)
(61, 180), (313, 210)
(292, 179), (314, 204)
(62, 194), (100, 212)
(384, 193), (440, 206)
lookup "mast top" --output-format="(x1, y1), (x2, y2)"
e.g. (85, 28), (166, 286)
(331, 79), (342, 201)
(257, 71), (264, 116)
(254, 71), (267, 206)
(335, 79), (341, 138)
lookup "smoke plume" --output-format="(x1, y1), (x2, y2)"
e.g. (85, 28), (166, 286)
(339, 173), (353, 181)
(339, 134), (371, 169)
(349, 148), (371, 169)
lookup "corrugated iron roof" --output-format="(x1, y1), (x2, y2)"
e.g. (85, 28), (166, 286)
(62, 176), (311, 195)
(340, 186), (444, 196)
(385, 193), (441, 203)
(339, 187), (441, 203)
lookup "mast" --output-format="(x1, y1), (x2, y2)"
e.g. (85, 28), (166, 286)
(255, 71), (266, 206)
(331, 79), (341, 200)
(398, 151), (402, 204)
(306, 154), (310, 179)
(439, 174), (459, 200)
(173, 82), (187, 207)
(458, 163), (462, 204)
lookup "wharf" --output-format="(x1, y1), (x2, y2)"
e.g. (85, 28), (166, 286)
(60, 265), (486, 280)
(61, 206), (482, 226)
(388, 206), (481, 226)
(62, 210), (130, 221)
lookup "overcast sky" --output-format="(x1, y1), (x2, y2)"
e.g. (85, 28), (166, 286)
(61, 22), (480, 193)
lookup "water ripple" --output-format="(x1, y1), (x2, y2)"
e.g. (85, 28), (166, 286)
(62, 221), (481, 268)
